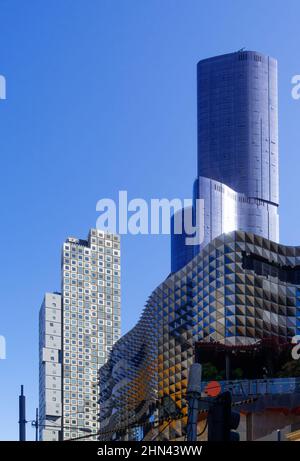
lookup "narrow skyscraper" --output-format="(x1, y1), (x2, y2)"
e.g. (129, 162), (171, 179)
(171, 50), (279, 272)
(39, 229), (121, 440)
(39, 293), (62, 441)
(197, 51), (279, 205)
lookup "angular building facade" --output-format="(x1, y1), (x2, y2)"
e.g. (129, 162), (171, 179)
(39, 229), (121, 440)
(99, 231), (300, 440)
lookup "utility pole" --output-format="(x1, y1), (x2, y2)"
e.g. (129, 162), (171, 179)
(33, 408), (39, 442)
(19, 385), (26, 441)
(186, 363), (202, 442)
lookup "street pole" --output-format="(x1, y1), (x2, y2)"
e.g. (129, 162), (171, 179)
(19, 385), (26, 441)
(35, 408), (39, 442)
(186, 363), (202, 442)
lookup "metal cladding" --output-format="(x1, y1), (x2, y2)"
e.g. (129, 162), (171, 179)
(171, 51), (279, 273)
(99, 231), (300, 440)
(193, 176), (279, 254)
(197, 51), (279, 204)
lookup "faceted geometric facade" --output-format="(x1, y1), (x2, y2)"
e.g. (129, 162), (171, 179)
(99, 231), (300, 440)
(99, 301), (158, 439)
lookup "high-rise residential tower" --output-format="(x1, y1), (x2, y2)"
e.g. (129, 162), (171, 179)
(39, 229), (121, 440)
(39, 292), (62, 441)
(171, 50), (279, 272)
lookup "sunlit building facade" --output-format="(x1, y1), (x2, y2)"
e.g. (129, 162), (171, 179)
(39, 292), (62, 441)
(171, 50), (279, 273)
(99, 231), (300, 440)
(39, 229), (121, 440)
(99, 51), (300, 441)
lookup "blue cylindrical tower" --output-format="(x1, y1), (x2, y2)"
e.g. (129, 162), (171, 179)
(170, 50), (279, 273)
(197, 50), (279, 207)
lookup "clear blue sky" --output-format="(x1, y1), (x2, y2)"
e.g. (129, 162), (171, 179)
(0, 0), (300, 440)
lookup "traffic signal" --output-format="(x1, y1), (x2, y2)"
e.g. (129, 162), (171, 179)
(207, 391), (240, 441)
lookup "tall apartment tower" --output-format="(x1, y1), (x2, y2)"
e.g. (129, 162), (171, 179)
(39, 229), (121, 440)
(171, 50), (279, 272)
(39, 292), (62, 441)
